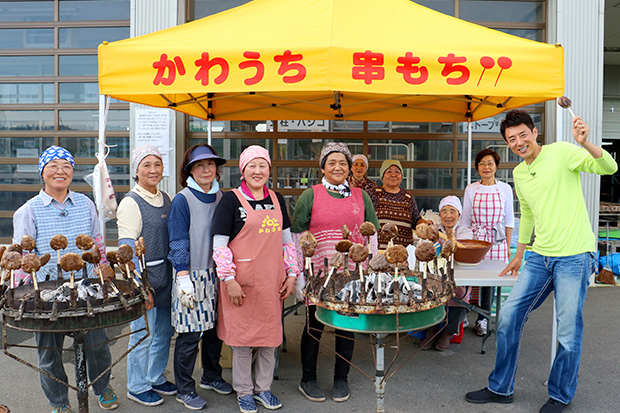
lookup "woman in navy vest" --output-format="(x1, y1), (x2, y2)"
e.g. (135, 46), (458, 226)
(167, 144), (232, 410)
(117, 145), (175, 407)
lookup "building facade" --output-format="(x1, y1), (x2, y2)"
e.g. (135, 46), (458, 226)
(0, 0), (615, 244)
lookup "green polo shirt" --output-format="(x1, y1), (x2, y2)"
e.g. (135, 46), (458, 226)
(515, 141), (617, 256)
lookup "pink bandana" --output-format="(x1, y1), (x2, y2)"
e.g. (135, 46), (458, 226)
(239, 145), (271, 173)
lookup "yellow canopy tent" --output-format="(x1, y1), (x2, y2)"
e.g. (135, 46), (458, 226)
(98, 0), (564, 123)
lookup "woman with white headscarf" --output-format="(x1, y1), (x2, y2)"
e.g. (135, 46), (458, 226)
(347, 154), (376, 194)
(117, 145), (176, 406)
(419, 196), (472, 352)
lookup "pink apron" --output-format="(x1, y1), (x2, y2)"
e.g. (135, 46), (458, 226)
(308, 185), (365, 272)
(471, 182), (509, 262)
(217, 189), (286, 347)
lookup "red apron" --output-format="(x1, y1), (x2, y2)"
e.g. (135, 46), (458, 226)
(217, 189), (285, 347)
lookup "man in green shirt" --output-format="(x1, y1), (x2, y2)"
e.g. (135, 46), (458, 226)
(466, 110), (617, 413)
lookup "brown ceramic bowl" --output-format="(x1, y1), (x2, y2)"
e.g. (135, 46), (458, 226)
(454, 239), (492, 266)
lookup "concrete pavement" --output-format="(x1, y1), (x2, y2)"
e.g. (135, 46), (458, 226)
(1, 286), (619, 413)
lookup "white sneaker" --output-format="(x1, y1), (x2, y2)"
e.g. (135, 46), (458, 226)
(475, 319), (488, 336)
(463, 318), (469, 329)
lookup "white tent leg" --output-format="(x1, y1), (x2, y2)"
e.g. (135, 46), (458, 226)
(467, 121), (472, 185)
(97, 94), (110, 242)
(208, 119), (212, 145)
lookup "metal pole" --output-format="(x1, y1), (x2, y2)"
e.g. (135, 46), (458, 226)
(207, 119), (212, 145)
(73, 332), (89, 413)
(97, 94), (110, 243)
(375, 333), (387, 413)
(467, 120), (472, 185)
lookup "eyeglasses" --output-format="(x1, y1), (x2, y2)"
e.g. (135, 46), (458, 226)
(45, 164), (73, 174)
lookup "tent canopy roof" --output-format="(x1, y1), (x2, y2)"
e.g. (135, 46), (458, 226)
(98, 0), (564, 122)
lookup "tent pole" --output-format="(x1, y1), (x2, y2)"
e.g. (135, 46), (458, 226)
(467, 120), (472, 185)
(208, 119), (212, 145)
(97, 94), (109, 242)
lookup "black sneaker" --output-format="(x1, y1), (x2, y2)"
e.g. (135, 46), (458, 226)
(539, 398), (569, 413)
(332, 380), (350, 402)
(298, 380), (326, 402)
(465, 388), (513, 404)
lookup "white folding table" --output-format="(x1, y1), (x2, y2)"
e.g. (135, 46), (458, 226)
(453, 259), (518, 353)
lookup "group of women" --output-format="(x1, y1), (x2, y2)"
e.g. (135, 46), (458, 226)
(349, 149), (514, 351)
(26, 139), (512, 412)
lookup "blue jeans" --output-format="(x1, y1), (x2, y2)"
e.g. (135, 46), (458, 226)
(488, 252), (596, 404)
(127, 306), (174, 394)
(36, 329), (111, 408)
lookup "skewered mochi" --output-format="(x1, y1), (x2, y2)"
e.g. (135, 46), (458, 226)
(385, 244), (408, 264)
(360, 221), (377, 237)
(134, 239), (145, 256)
(349, 243), (369, 262)
(416, 222), (439, 242)
(415, 241), (436, 262)
(100, 264), (116, 281)
(0, 246), (6, 261)
(426, 226), (439, 243)
(1, 251), (22, 270)
(341, 224), (350, 240)
(120, 261), (136, 275)
(441, 239), (457, 258)
(558, 96), (572, 109)
(116, 244), (134, 263)
(106, 251), (118, 266)
(22, 253), (41, 273)
(7, 243), (23, 254)
(59, 253), (84, 272)
(381, 223), (398, 239)
(299, 231), (318, 257)
(75, 234), (94, 250)
(369, 253), (390, 272)
(329, 252), (344, 268)
(82, 249), (97, 264)
(335, 239), (353, 253)
(91, 245), (101, 264)
(20, 235), (36, 251)
(40, 253), (51, 267)
(50, 234), (68, 250)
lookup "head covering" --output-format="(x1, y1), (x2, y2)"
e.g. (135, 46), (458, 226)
(439, 195), (463, 216)
(131, 145), (163, 178)
(380, 159), (403, 178)
(185, 145), (226, 171)
(39, 146), (74, 177)
(319, 142), (352, 168)
(239, 145), (271, 173)
(351, 154), (369, 170)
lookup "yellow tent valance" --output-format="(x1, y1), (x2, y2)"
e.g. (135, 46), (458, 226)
(98, 0), (564, 122)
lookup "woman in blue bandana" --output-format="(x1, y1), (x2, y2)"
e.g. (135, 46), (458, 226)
(12, 146), (118, 413)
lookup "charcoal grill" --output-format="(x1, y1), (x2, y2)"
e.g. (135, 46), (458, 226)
(305, 258), (455, 412)
(2, 279), (149, 413)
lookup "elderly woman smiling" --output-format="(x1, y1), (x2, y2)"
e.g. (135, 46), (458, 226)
(369, 159), (426, 249)
(348, 154), (376, 194)
(291, 142), (379, 404)
(420, 196), (473, 352)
